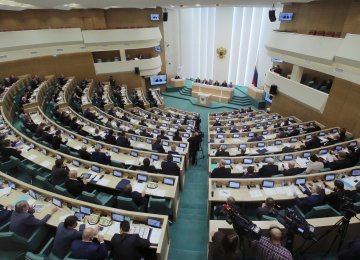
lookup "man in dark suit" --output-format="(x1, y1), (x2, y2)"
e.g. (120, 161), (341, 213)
(152, 138), (165, 153)
(52, 130), (67, 150)
(282, 161), (305, 176)
(79, 145), (91, 161)
(211, 160), (231, 178)
(104, 129), (117, 145)
(258, 158), (279, 177)
(10, 200), (57, 239)
(0, 204), (13, 226)
(91, 145), (111, 165)
(256, 197), (277, 220)
(161, 154), (180, 176)
(121, 184), (148, 207)
(51, 216), (83, 258)
(213, 120), (222, 127)
(111, 220), (150, 260)
(65, 170), (87, 198)
(329, 151), (352, 171)
(347, 146), (360, 166)
(138, 158), (159, 173)
(215, 145), (230, 157)
(140, 129), (153, 138)
(214, 196), (240, 218)
(326, 180), (353, 211)
(295, 184), (326, 214)
(187, 132), (202, 165)
(157, 130), (169, 140)
(305, 135), (322, 149)
(116, 131), (131, 148)
(281, 144), (296, 153)
(50, 158), (69, 185)
(0, 139), (22, 161)
(70, 227), (108, 260)
(241, 166), (260, 178)
(84, 108), (97, 122)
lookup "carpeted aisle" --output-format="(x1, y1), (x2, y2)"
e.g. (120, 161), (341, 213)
(163, 95), (235, 259)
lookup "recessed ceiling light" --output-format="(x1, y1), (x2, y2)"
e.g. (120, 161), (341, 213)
(169, 5), (175, 8)
(195, 4), (201, 7)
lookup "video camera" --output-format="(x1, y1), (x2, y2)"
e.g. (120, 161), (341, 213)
(338, 195), (360, 219)
(222, 204), (262, 240)
(270, 206), (315, 240)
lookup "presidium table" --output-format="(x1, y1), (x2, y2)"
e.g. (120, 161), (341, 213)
(191, 82), (234, 104)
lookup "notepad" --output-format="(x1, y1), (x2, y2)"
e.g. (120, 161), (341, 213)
(106, 222), (120, 237)
(263, 188), (277, 196)
(149, 228), (161, 245)
(28, 154), (38, 160)
(296, 158), (308, 168)
(133, 183), (146, 193)
(136, 143), (146, 149)
(145, 188), (166, 197)
(274, 187), (286, 195)
(249, 190), (262, 198)
(124, 160), (135, 165)
(0, 187), (12, 197)
(97, 178), (110, 186)
(41, 160), (52, 167)
(218, 189), (231, 197)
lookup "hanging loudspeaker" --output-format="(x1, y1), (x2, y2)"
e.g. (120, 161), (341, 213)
(163, 12), (168, 21)
(269, 10), (276, 22)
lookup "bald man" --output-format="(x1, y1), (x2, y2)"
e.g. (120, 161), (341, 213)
(252, 226), (293, 260)
(70, 227), (108, 260)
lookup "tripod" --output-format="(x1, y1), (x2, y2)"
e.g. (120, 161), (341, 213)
(300, 214), (359, 257)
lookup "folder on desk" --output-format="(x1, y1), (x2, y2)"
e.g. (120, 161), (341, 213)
(256, 148), (268, 155)
(116, 179), (130, 190)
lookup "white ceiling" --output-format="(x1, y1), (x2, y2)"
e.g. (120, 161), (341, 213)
(0, 0), (315, 11)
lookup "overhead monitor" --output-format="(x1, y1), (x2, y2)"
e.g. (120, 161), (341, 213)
(150, 75), (167, 86)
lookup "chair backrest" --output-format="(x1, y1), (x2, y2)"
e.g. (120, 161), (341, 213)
(148, 197), (169, 215)
(0, 232), (28, 252)
(116, 196), (139, 211)
(305, 204), (341, 219)
(54, 185), (74, 198)
(79, 191), (100, 205)
(35, 175), (55, 192)
(59, 144), (71, 154)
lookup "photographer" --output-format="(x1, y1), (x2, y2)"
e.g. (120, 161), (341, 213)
(326, 180), (354, 211)
(252, 225), (293, 260)
(211, 230), (242, 260)
(214, 197), (239, 219)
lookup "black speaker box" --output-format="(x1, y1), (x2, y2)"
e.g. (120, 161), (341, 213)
(135, 67), (140, 75)
(269, 10), (276, 22)
(270, 85), (278, 95)
(163, 12), (168, 21)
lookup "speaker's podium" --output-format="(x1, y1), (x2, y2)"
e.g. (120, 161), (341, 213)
(197, 93), (211, 107)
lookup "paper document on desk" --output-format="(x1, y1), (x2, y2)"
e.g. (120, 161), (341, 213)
(97, 178), (110, 186)
(124, 160), (135, 165)
(28, 154), (38, 160)
(341, 177), (358, 188)
(249, 190), (262, 198)
(218, 189), (231, 197)
(296, 158), (308, 168)
(264, 134), (277, 140)
(133, 183), (146, 193)
(150, 228), (161, 245)
(74, 145), (82, 150)
(291, 185), (303, 196)
(284, 187), (294, 197)
(106, 222), (120, 237)
(136, 143), (146, 149)
(235, 164), (244, 172)
(283, 143), (291, 148)
(0, 187), (12, 197)
(267, 146), (279, 153)
(319, 137), (328, 143)
(275, 187), (286, 195)
(146, 188), (166, 197)
(41, 160), (52, 167)
(263, 188), (277, 196)
(59, 214), (72, 222)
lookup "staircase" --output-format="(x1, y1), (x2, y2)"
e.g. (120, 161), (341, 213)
(229, 95), (252, 107)
(179, 87), (192, 97)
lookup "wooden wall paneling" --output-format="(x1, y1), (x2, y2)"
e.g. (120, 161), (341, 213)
(342, 2), (360, 36)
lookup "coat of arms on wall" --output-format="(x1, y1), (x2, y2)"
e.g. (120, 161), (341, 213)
(216, 47), (227, 59)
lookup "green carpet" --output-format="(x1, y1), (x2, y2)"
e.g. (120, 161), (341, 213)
(164, 95), (240, 260)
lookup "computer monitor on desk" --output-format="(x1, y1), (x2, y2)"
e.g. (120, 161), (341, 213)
(262, 180), (274, 188)
(243, 158), (253, 164)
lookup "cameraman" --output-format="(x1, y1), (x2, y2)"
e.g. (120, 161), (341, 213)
(326, 180), (353, 211)
(256, 197), (276, 220)
(214, 197), (240, 219)
(211, 230), (242, 260)
(252, 225), (293, 260)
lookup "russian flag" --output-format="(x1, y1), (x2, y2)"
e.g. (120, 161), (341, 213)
(252, 66), (258, 87)
(252, 52), (259, 87)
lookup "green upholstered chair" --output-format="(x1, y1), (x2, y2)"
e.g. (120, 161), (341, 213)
(116, 196), (145, 212)
(79, 191), (115, 207)
(35, 175), (55, 192)
(0, 226), (49, 259)
(147, 197), (172, 216)
(25, 237), (55, 260)
(261, 215), (277, 221)
(54, 185), (76, 199)
(293, 204), (341, 219)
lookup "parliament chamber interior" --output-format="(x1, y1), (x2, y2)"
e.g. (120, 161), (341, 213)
(0, 0), (359, 259)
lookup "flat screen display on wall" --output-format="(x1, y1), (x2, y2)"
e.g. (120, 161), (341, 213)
(279, 12), (294, 21)
(150, 14), (160, 21)
(150, 75), (167, 86)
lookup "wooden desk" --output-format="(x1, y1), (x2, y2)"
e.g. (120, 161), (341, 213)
(192, 83), (234, 103)
(169, 78), (185, 88)
(247, 84), (265, 99)
(0, 171), (170, 260)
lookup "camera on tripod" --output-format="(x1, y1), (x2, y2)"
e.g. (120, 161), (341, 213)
(270, 206), (315, 240)
(222, 204), (262, 240)
(338, 195), (360, 219)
